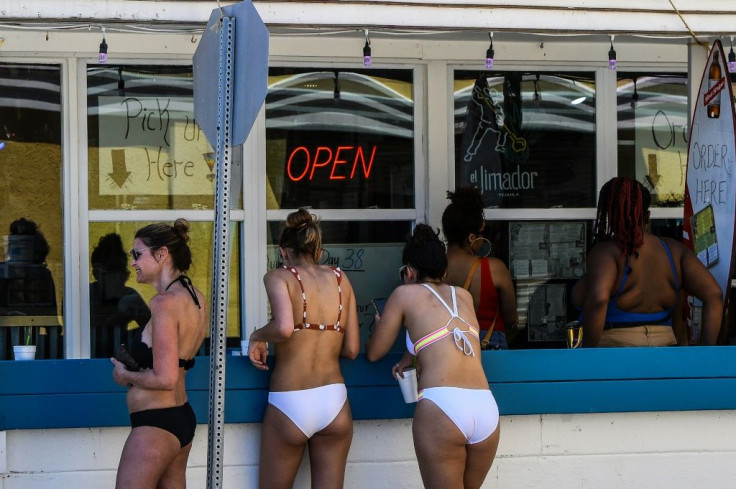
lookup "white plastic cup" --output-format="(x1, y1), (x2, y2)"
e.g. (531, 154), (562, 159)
(241, 340), (249, 356)
(13, 345), (36, 361)
(397, 368), (419, 403)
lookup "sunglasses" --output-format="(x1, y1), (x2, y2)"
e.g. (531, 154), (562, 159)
(129, 246), (154, 261)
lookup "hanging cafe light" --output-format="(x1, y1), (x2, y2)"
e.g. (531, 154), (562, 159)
(608, 35), (617, 70)
(99, 26), (108, 64)
(363, 29), (372, 67)
(485, 32), (495, 70)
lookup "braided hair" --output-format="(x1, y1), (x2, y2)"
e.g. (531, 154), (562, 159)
(592, 177), (651, 257)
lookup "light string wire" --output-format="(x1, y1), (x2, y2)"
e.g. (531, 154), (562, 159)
(667, 0), (707, 47)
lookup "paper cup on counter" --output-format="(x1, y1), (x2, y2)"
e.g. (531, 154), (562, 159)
(397, 368), (419, 403)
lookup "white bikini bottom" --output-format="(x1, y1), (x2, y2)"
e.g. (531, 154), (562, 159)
(419, 386), (499, 444)
(268, 383), (347, 438)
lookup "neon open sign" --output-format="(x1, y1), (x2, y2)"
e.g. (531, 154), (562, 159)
(287, 145), (377, 181)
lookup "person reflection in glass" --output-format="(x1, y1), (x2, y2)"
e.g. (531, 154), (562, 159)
(0, 217), (59, 358)
(90, 233), (151, 358)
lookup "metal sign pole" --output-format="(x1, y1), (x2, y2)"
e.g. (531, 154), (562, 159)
(206, 15), (235, 489)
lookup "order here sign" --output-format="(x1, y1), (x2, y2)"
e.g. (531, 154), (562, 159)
(682, 39), (736, 344)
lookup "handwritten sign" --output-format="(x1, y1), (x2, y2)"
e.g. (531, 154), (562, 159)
(97, 96), (213, 195)
(682, 40), (736, 343)
(632, 76), (689, 203)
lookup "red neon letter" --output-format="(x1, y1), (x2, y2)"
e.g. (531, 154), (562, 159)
(330, 146), (353, 180)
(287, 146), (310, 181)
(309, 146), (333, 180)
(350, 145), (378, 178)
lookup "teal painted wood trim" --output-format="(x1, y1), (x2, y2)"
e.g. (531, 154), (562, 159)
(2, 347), (736, 430)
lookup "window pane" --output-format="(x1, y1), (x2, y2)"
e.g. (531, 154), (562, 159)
(617, 73), (688, 208)
(88, 221), (240, 358)
(0, 63), (63, 359)
(266, 68), (415, 209)
(267, 220), (412, 351)
(481, 219), (592, 349)
(454, 71), (596, 208)
(87, 65), (223, 211)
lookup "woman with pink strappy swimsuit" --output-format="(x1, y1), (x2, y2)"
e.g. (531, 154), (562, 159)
(248, 208), (360, 489)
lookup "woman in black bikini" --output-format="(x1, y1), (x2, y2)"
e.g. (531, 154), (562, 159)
(110, 218), (207, 489)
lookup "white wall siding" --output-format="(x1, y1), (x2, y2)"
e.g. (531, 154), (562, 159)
(2, 412), (736, 488)
(1, 1), (735, 36)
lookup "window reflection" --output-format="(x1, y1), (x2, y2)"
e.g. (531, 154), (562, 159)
(0, 63), (63, 360)
(454, 71), (596, 209)
(88, 222), (241, 357)
(617, 73), (688, 208)
(87, 65), (221, 211)
(266, 68), (415, 210)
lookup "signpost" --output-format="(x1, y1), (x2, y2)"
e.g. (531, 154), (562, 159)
(192, 2), (268, 488)
(682, 39), (736, 344)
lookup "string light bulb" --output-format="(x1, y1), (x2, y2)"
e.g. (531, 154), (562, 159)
(363, 30), (372, 67)
(98, 27), (108, 64)
(729, 37), (736, 73)
(608, 35), (616, 70)
(485, 32), (495, 70)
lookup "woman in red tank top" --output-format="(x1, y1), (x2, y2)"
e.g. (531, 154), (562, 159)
(441, 187), (518, 349)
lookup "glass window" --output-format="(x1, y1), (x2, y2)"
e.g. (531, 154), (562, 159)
(87, 65), (220, 211)
(267, 220), (412, 351)
(266, 68), (415, 210)
(483, 219), (591, 349)
(88, 221), (241, 357)
(454, 71), (596, 208)
(617, 73), (688, 208)
(0, 63), (63, 359)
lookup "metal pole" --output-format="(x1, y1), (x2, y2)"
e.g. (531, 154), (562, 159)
(206, 15), (235, 489)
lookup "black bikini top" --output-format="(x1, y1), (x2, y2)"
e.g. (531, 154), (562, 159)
(123, 275), (200, 371)
(126, 332), (195, 371)
(166, 274), (201, 309)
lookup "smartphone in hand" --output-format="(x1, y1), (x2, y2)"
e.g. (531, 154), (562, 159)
(372, 297), (388, 316)
(115, 344), (140, 371)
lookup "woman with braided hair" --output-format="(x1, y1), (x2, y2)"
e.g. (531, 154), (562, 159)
(572, 177), (722, 347)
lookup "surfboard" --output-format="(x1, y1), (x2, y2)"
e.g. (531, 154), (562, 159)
(682, 39), (736, 344)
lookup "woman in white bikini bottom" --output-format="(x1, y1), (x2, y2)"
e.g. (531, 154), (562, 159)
(268, 383), (347, 438)
(419, 387), (499, 444)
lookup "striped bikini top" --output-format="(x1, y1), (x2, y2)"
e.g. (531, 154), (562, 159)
(284, 265), (344, 333)
(405, 284), (479, 356)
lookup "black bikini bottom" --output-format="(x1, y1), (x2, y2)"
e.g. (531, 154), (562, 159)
(130, 402), (196, 447)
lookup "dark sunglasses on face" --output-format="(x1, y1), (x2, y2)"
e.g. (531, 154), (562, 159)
(129, 246), (154, 261)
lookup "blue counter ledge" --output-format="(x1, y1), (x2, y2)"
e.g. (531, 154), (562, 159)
(2, 347), (736, 430)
